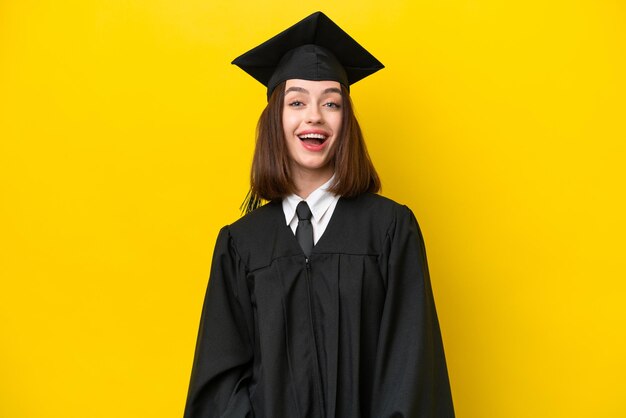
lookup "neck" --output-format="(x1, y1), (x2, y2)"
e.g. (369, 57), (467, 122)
(292, 166), (334, 199)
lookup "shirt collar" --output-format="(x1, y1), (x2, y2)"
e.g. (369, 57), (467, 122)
(283, 175), (336, 225)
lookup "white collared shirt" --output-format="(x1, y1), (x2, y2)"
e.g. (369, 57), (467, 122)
(282, 176), (340, 245)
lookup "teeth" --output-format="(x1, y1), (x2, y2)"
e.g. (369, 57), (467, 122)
(298, 133), (327, 140)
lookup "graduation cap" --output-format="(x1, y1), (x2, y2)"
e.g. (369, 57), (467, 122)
(232, 11), (384, 99)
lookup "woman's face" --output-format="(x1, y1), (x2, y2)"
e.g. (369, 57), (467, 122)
(282, 79), (343, 176)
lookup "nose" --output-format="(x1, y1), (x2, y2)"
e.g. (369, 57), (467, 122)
(306, 105), (323, 124)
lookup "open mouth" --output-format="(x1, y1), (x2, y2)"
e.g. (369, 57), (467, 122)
(298, 132), (328, 147)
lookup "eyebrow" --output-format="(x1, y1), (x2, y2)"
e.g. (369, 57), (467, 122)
(285, 86), (342, 95)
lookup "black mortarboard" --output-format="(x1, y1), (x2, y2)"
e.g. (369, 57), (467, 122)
(232, 11), (384, 99)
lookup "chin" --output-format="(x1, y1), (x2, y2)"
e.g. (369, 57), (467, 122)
(302, 158), (328, 168)
(294, 158), (332, 172)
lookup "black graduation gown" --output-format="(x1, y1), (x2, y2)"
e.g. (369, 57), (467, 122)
(184, 193), (454, 418)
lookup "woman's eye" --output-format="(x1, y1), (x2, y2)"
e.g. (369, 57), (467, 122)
(288, 101), (304, 107)
(324, 102), (341, 109)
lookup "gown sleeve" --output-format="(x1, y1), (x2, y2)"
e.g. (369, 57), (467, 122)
(184, 226), (255, 418)
(372, 205), (455, 418)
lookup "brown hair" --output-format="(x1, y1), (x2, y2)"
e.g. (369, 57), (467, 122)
(242, 81), (381, 213)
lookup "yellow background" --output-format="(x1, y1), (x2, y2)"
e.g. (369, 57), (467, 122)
(1, 1), (625, 417)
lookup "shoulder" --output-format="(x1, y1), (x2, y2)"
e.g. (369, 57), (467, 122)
(342, 192), (415, 225)
(228, 200), (281, 237)
(345, 192), (409, 209)
(219, 200), (295, 270)
(307, 193), (419, 255)
(224, 200), (284, 250)
(351, 193), (424, 247)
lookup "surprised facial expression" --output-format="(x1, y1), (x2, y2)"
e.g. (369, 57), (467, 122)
(282, 79), (343, 176)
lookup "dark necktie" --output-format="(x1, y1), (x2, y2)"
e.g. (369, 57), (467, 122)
(295, 201), (313, 258)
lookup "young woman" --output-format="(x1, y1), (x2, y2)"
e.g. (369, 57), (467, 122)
(184, 12), (454, 418)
